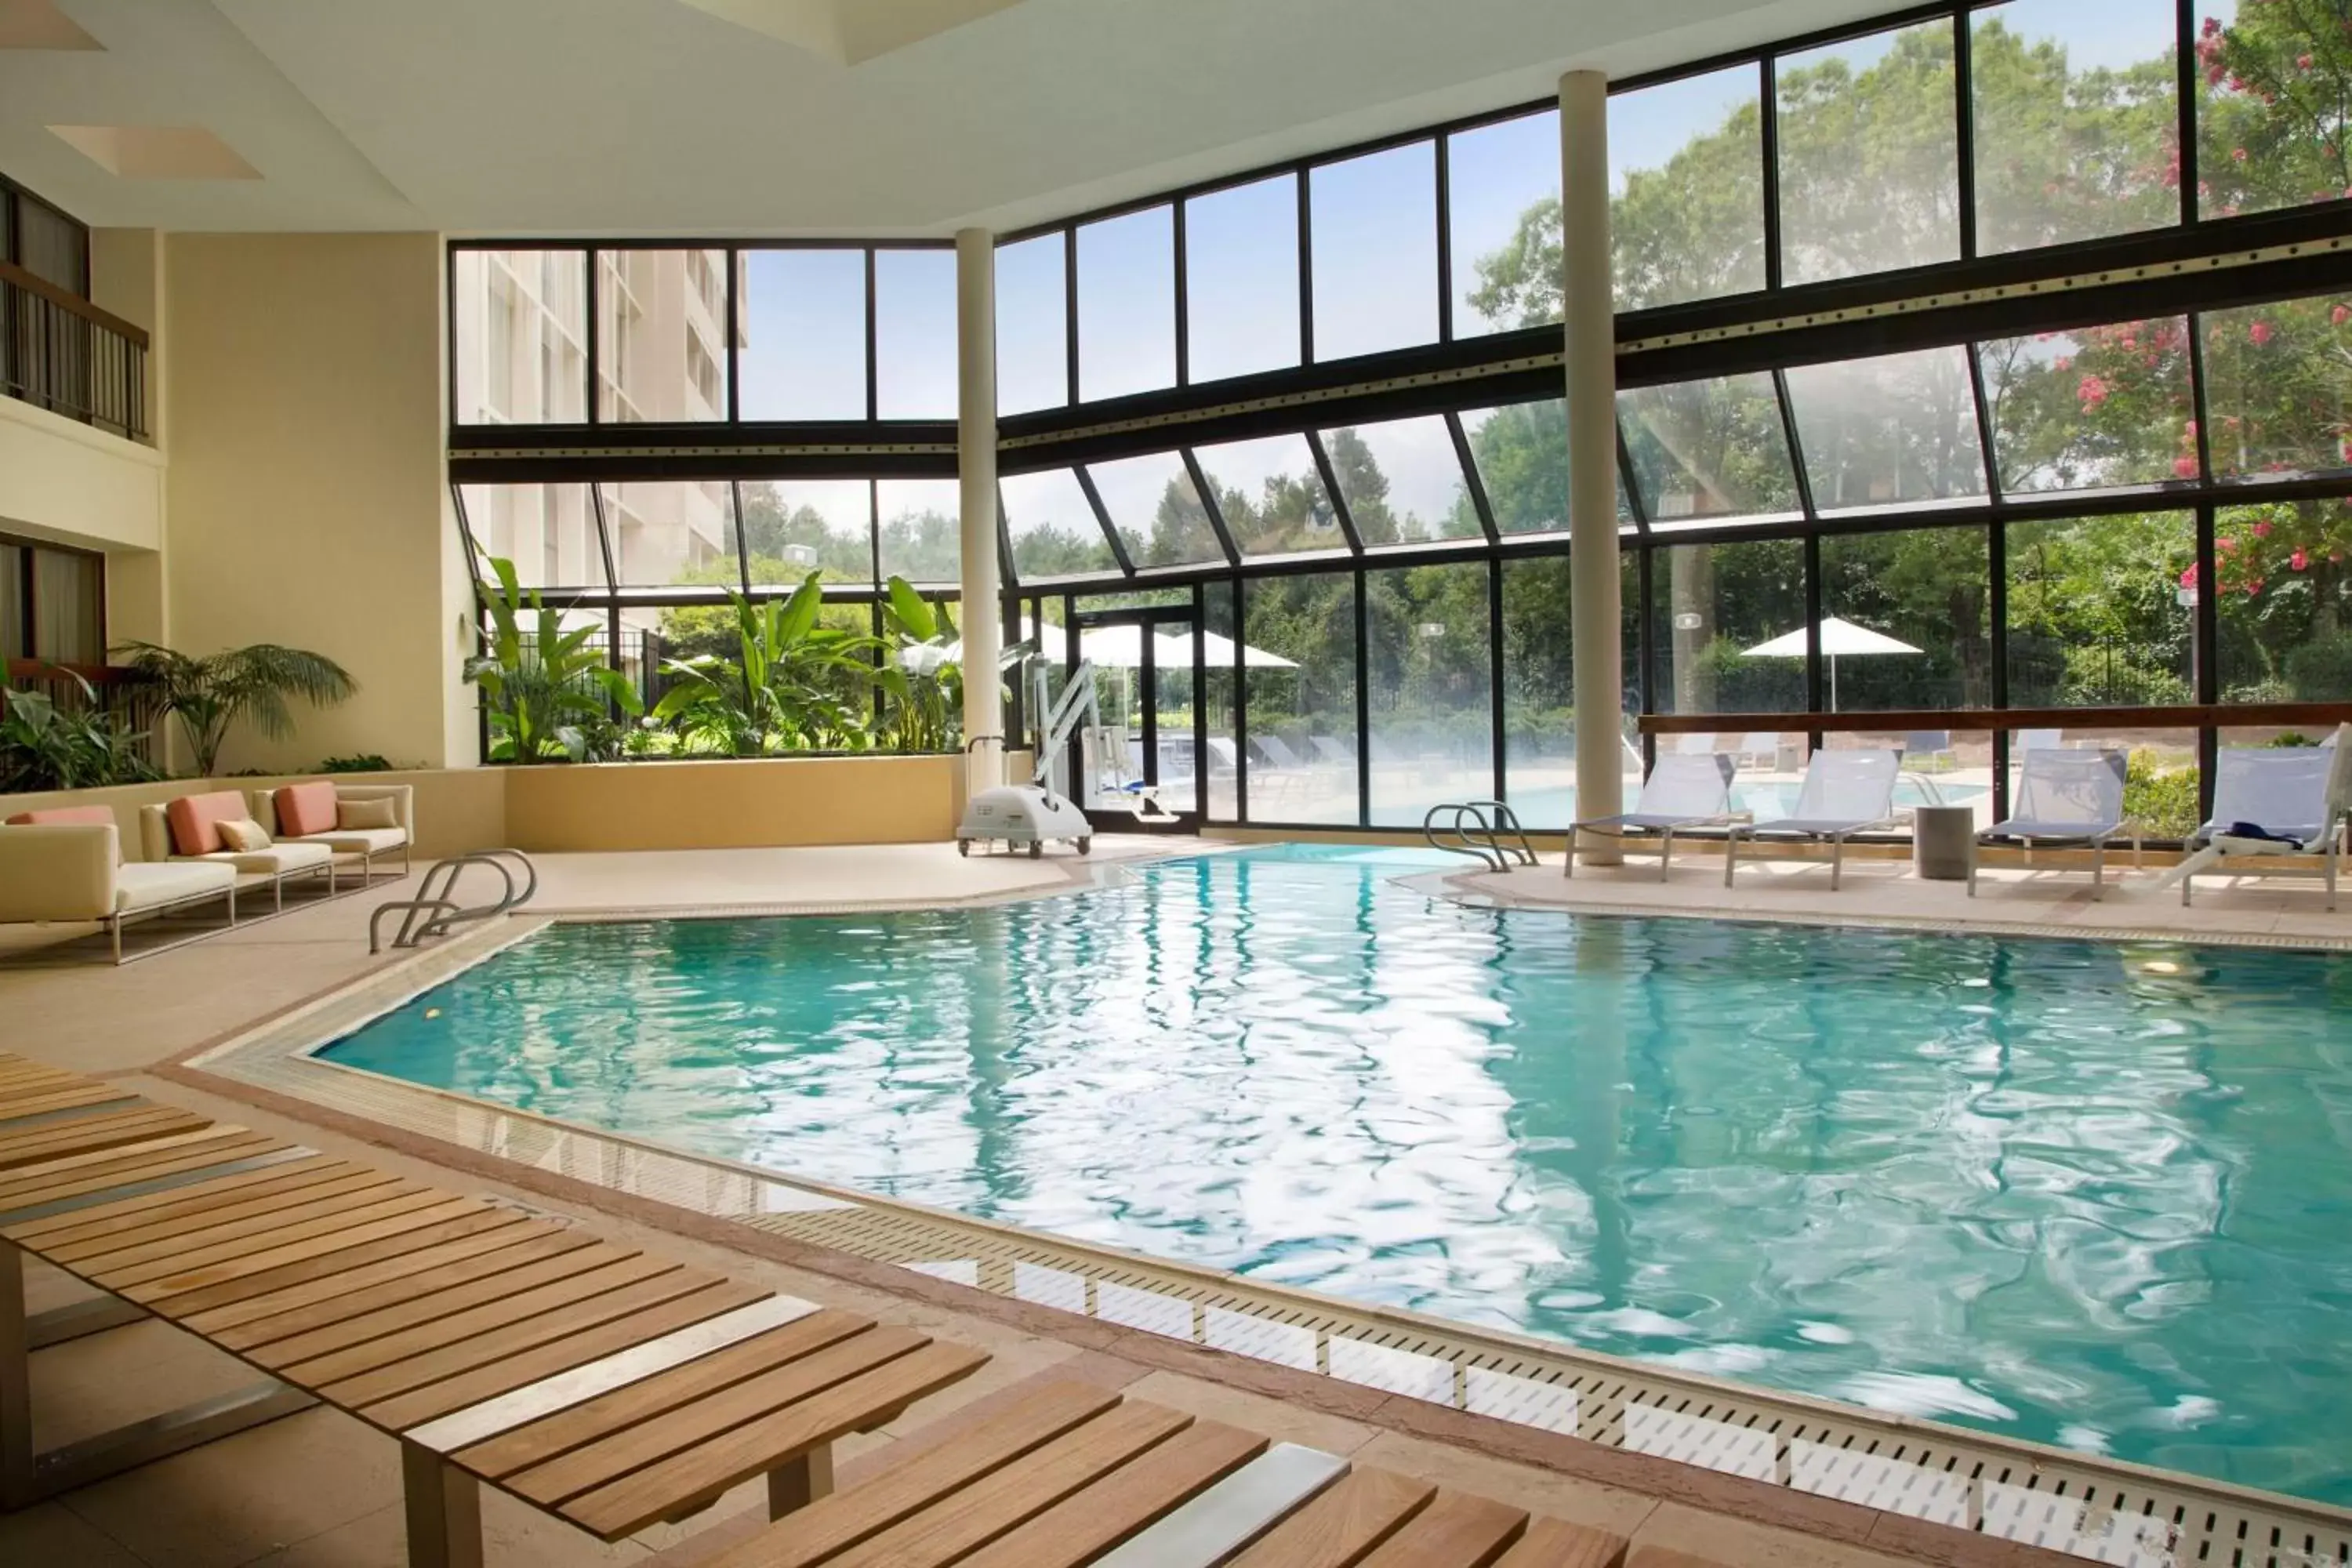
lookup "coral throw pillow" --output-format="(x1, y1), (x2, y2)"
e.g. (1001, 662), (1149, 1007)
(275, 782), (339, 837)
(166, 791), (251, 856)
(5, 806), (115, 827)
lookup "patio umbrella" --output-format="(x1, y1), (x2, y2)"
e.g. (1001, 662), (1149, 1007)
(1740, 616), (1920, 711)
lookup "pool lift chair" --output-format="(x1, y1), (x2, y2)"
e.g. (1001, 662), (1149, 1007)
(958, 658), (1178, 858)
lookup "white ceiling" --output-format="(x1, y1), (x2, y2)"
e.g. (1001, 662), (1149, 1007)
(1, 0), (1896, 238)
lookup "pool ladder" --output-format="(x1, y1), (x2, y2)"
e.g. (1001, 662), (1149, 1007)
(1423, 801), (1538, 873)
(369, 849), (540, 953)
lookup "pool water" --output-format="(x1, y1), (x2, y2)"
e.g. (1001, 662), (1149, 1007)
(325, 849), (2352, 1504)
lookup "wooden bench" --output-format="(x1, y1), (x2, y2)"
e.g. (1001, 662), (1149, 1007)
(705, 1380), (1633, 1567)
(0, 1053), (988, 1567)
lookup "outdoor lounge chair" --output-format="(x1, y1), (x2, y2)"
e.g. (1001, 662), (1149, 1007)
(1722, 747), (1903, 890)
(1971, 748), (2138, 900)
(1566, 751), (1736, 880)
(1672, 731), (1719, 756)
(1734, 731), (1780, 770)
(2174, 728), (2350, 910)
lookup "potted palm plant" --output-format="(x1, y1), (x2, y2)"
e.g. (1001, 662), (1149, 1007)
(114, 641), (356, 779)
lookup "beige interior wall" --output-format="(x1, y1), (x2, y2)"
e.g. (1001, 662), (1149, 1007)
(162, 232), (462, 772)
(0, 400), (165, 557)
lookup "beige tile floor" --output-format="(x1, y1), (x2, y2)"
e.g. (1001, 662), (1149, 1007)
(0, 836), (2201, 1566)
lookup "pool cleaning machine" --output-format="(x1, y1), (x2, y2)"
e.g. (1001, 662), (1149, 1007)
(956, 658), (1176, 857)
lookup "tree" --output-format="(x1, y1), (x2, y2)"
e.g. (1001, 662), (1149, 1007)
(115, 641), (356, 777)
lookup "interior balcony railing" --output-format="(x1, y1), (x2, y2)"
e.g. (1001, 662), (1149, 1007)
(0, 259), (148, 442)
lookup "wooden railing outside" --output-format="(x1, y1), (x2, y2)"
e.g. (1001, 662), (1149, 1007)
(0, 259), (148, 441)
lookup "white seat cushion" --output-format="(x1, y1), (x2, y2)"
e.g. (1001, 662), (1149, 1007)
(114, 860), (238, 913)
(289, 827), (408, 854)
(191, 843), (336, 875)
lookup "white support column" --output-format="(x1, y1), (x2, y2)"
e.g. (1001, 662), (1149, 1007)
(1561, 70), (1623, 865)
(956, 227), (1004, 797)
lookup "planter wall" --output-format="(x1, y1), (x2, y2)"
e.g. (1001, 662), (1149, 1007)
(500, 753), (964, 853)
(5, 750), (985, 862)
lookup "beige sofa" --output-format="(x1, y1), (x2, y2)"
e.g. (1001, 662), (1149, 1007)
(136, 793), (338, 911)
(0, 819), (238, 963)
(249, 781), (415, 883)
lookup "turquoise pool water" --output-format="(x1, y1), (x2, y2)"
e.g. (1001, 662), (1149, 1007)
(324, 848), (2352, 1504)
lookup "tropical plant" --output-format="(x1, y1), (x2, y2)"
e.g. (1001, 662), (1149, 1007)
(649, 575), (879, 755)
(1, 671), (160, 793)
(114, 641), (355, 779)
(465, 555), (642, 762)
(875, 576), (1031, 755)
(318, 753), (394, 773)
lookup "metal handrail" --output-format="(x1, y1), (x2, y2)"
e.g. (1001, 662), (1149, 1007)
(369, 848), (539, 953)
(1422, 800), (1538, 872)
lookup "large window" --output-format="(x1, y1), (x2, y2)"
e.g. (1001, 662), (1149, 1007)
(996, 233), (1068, 415)
(1087, 452), (1220, 568)
(1979, 318), (2197, 492)
(2007, 512), (2194, 706)
(1077, 205), (1175, 401)
(454, 250), (586, 425)
(875, 249), (957, 420)
(1185, 175), (1300, 381)
(1242, 572), (1358, 825)
(1783, 346), (1987, 515)
(1311, 143), (1439, 360)
(597, 249), (728, 423)
(1004, 469), (1119, 581)
(1621, 374), (1802, 528)
(1777, 20), (1962, 285)
(1818, 525), (1990, 710)
(1971, 0), (2180, 253)
(1449, 110), (1561, 336)
(1322, 417), (1473, 546)
(739, 249), (866, 421)
(604, 481), (736, 590)
(876, 479), (961, 584)
(2200, 298), (2352, 482)
(1367, 562), (1493, 825)
(1191, 435), (1339, 558)
(2197, 2), (2352, 219)
(459, 483), (600, 589)
(742, 480), (874, 588)
(1652, 538), (1806, 713)
(2216, 499), (2352, 702)
(1609, 65), (1766, 310)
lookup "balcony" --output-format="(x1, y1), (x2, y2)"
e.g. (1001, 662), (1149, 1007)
(1, 258), (149, 441)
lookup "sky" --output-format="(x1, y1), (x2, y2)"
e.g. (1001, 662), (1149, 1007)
(709, 0), (2180, 554)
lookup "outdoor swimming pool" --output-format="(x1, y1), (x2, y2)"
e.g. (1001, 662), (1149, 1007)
(323, 848), (2352, 1504)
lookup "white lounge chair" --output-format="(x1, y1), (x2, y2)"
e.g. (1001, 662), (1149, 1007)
(1734, 731), (1780, 770)
(1566, 751), (1736, 880)
(1672, 731), (1718, 757)
(2176, 730), (2350, 910)
(1723, 748), (1903, 890)
(1905, 729), (1956, 772)
(1971, 748), (2137, 900)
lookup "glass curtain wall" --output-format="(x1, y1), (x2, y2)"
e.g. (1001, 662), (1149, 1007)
(448, 0), (2352, 817)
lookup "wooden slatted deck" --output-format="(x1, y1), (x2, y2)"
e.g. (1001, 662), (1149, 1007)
(0, 1053), (1700, 1567)
(707, 1381), (1635, 1568)
(0, 1053), (988, 1567)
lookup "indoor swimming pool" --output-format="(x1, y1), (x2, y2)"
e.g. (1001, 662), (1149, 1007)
(321, 847), (2352, 1504)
